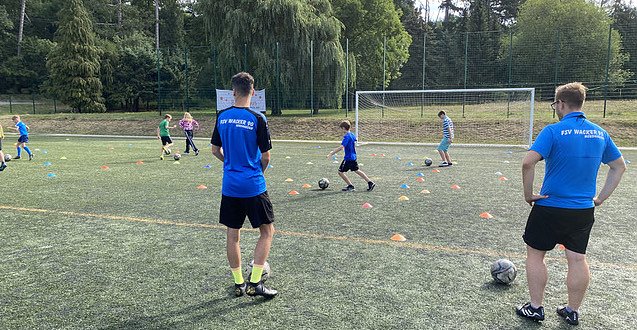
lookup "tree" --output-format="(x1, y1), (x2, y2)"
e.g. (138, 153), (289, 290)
(611, 0), (637, 87)
(510, 0), (629, 90)
(332, 0), (412, 90)
(47, 0), (105, 112)
(200, 0), (346, 114)
(389, 0), (429, 89)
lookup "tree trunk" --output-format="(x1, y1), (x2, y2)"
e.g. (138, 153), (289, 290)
(117, 0), (122, 30)
(134, 96), (140, 112)
(17, 0), (26, 56)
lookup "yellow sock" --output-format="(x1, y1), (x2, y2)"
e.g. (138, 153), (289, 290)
(250, 265), (264, 283)
(231, 267), (244, 284)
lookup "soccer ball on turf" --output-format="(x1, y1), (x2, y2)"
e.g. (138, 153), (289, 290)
(173, 153), (181, 161)
(4, 154), (12, 162)
(246, 260), (271, 282)
(491, 259), (517, 284)
(424, 158), (433, 166)
(318, 178), (330, 190)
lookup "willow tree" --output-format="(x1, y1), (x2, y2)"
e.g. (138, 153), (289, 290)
(47, 0), (105, 112)
(199, 0), (345, 114)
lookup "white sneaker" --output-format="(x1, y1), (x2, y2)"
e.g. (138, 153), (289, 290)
(439, 161), (449, 167)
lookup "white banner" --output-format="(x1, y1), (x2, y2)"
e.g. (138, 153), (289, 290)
(216, 89), (266, 113)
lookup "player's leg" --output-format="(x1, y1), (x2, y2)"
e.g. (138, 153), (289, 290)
(338, 160), (354, 191)
(220, 195), (249, 296)
(565, 250), (589, 310)
(526, 246), (548, 308)
(354, 169), (376, 191)
(245, 192), (277, 298)
(0, 147), (6, 171)
(16, 141), (23, 159)
(23, 142), (32, 160)
(184, 131), (191, 153)
(443, 151), (452, 164)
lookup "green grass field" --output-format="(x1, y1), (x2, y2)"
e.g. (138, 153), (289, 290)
(0, 137), (635, 329)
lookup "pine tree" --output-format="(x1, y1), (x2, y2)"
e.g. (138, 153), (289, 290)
(47, 0), (105, 113)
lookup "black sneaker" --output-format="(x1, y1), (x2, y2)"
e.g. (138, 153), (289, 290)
(28, 154), (33, 161)
(342, 185), (355, 192)
(557, 305), (579, 325)
(0, 163), (6, 171)
(194, 150), (199, 156)
(516, 302), (545, 322)
(164, 148), (171, 155)
(13, 156), (21, 160)
(183, 152), (190, 154)
(234, 282), (247, 297)
(245, 281), (278, 299)
(367, 181), (376, 192)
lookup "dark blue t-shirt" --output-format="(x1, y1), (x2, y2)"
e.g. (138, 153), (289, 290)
(530, 112), (622, 209)
(342, 131), (357, 161)
(211, 107), (272, 198)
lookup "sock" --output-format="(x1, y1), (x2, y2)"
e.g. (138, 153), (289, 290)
(250, 265), (264, 283)
(16, 147), (21, 157)
(231, 267), (244, 285)
(24, 146), (31, 155)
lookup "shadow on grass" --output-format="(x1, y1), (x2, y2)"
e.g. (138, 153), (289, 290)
(480, 281), (515, 293)
(100, 289), (272, 329)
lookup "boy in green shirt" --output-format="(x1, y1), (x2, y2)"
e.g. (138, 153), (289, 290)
(157, 114), (176, 160)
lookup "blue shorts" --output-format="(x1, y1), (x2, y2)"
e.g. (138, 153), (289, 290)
(18, 135), (28, 143)
(437, 137), (451, 152)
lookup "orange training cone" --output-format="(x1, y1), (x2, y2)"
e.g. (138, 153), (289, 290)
(136, 160), (144, 165)
(288, 190), (300, 195)
(479, 212), (494, 219)
(285, 178), (294, 182)
(197, 184), (208, 190)
(432, 169), (440, 173)
(302, 183), (312, 189)
(416, 177), (425, 183)
(390, 233), (407, 242)
(499, 176), (509, 181)
(362, 202), (373, 209)
(451, 184), (461, 190)
(399, 195), (410, 201)
(100, 165), (110, 171)
(420, 189), (431, 194)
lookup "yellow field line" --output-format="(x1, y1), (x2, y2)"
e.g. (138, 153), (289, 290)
(1, 204), (635, 271)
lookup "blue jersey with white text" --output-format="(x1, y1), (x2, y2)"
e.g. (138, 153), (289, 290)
(211, 107), (272, 198)
(530, 112), (621, 209)
(16, 121), (28, 136)
(342, 131), (357, 161)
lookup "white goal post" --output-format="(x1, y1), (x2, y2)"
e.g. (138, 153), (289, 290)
(355, 88), (536, 146)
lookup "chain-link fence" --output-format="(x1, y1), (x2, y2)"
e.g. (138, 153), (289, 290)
(1, 25), (636, 116)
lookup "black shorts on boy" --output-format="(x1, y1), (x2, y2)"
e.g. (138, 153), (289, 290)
(523, 205), (595, 254)
(219, 191), (274, 229)
(160, 136), (172, 146)
(339, 160), (359, 172)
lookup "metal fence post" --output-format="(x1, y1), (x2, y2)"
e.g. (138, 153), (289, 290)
(310, 39), (314, 116)
(184, 47), (189, 112)
(243, 43), (247, 72)
(553, 30), (561, 118)
(32, 94), (35, 114)
(421, 32), (426, 118)
(54, 98), (57, 113)
(382, 35), (386, 118)
(157, 47), (161, 115)
(603, 25), (612, 118)
(507, 30), (513, 118)
(345, 38), (349, 117)
(9, 95), (12, 114)
(463, 32), (468, 118)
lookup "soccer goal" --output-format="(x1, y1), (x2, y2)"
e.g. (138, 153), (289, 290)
(355, 88), (536, 146)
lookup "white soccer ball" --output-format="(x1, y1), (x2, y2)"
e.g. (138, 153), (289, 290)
(4, 154), (12, 162)
(318, 178), (330, 190)
(173, 153), (181, 161)
(246, 260), (271, 282)
(491, 259), (517, 284)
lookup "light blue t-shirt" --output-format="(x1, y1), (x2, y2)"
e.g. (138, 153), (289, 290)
(16, 121), (28, 136)
(211, 107), (272, 198)
(342, 132), (357, 161)
(530, 112), (622, 209)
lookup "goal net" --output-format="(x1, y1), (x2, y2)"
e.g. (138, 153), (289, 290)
(354, 88), (536, 146)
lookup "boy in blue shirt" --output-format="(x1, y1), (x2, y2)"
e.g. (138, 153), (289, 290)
(9, 115), (33, 160)
(327, 120), (376, 192)
(516, 82), (625, 326)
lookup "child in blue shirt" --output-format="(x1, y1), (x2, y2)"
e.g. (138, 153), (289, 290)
(9, 115), (33, 160)
(327, 120), (376, 192)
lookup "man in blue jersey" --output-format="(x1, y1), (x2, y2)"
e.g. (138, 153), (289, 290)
(327, 120), (376, 192)
(437, 111), (453, 167)
(516, 83), (626, 325)
(9, 115), (33, 160)
(211, 72), (277, 298)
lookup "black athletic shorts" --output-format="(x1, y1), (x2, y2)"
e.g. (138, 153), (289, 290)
(219, 191), (274, 229)
(160, 136), (172, 146)
(339, 160), (359, 172)
(523, 205), (595, 254)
